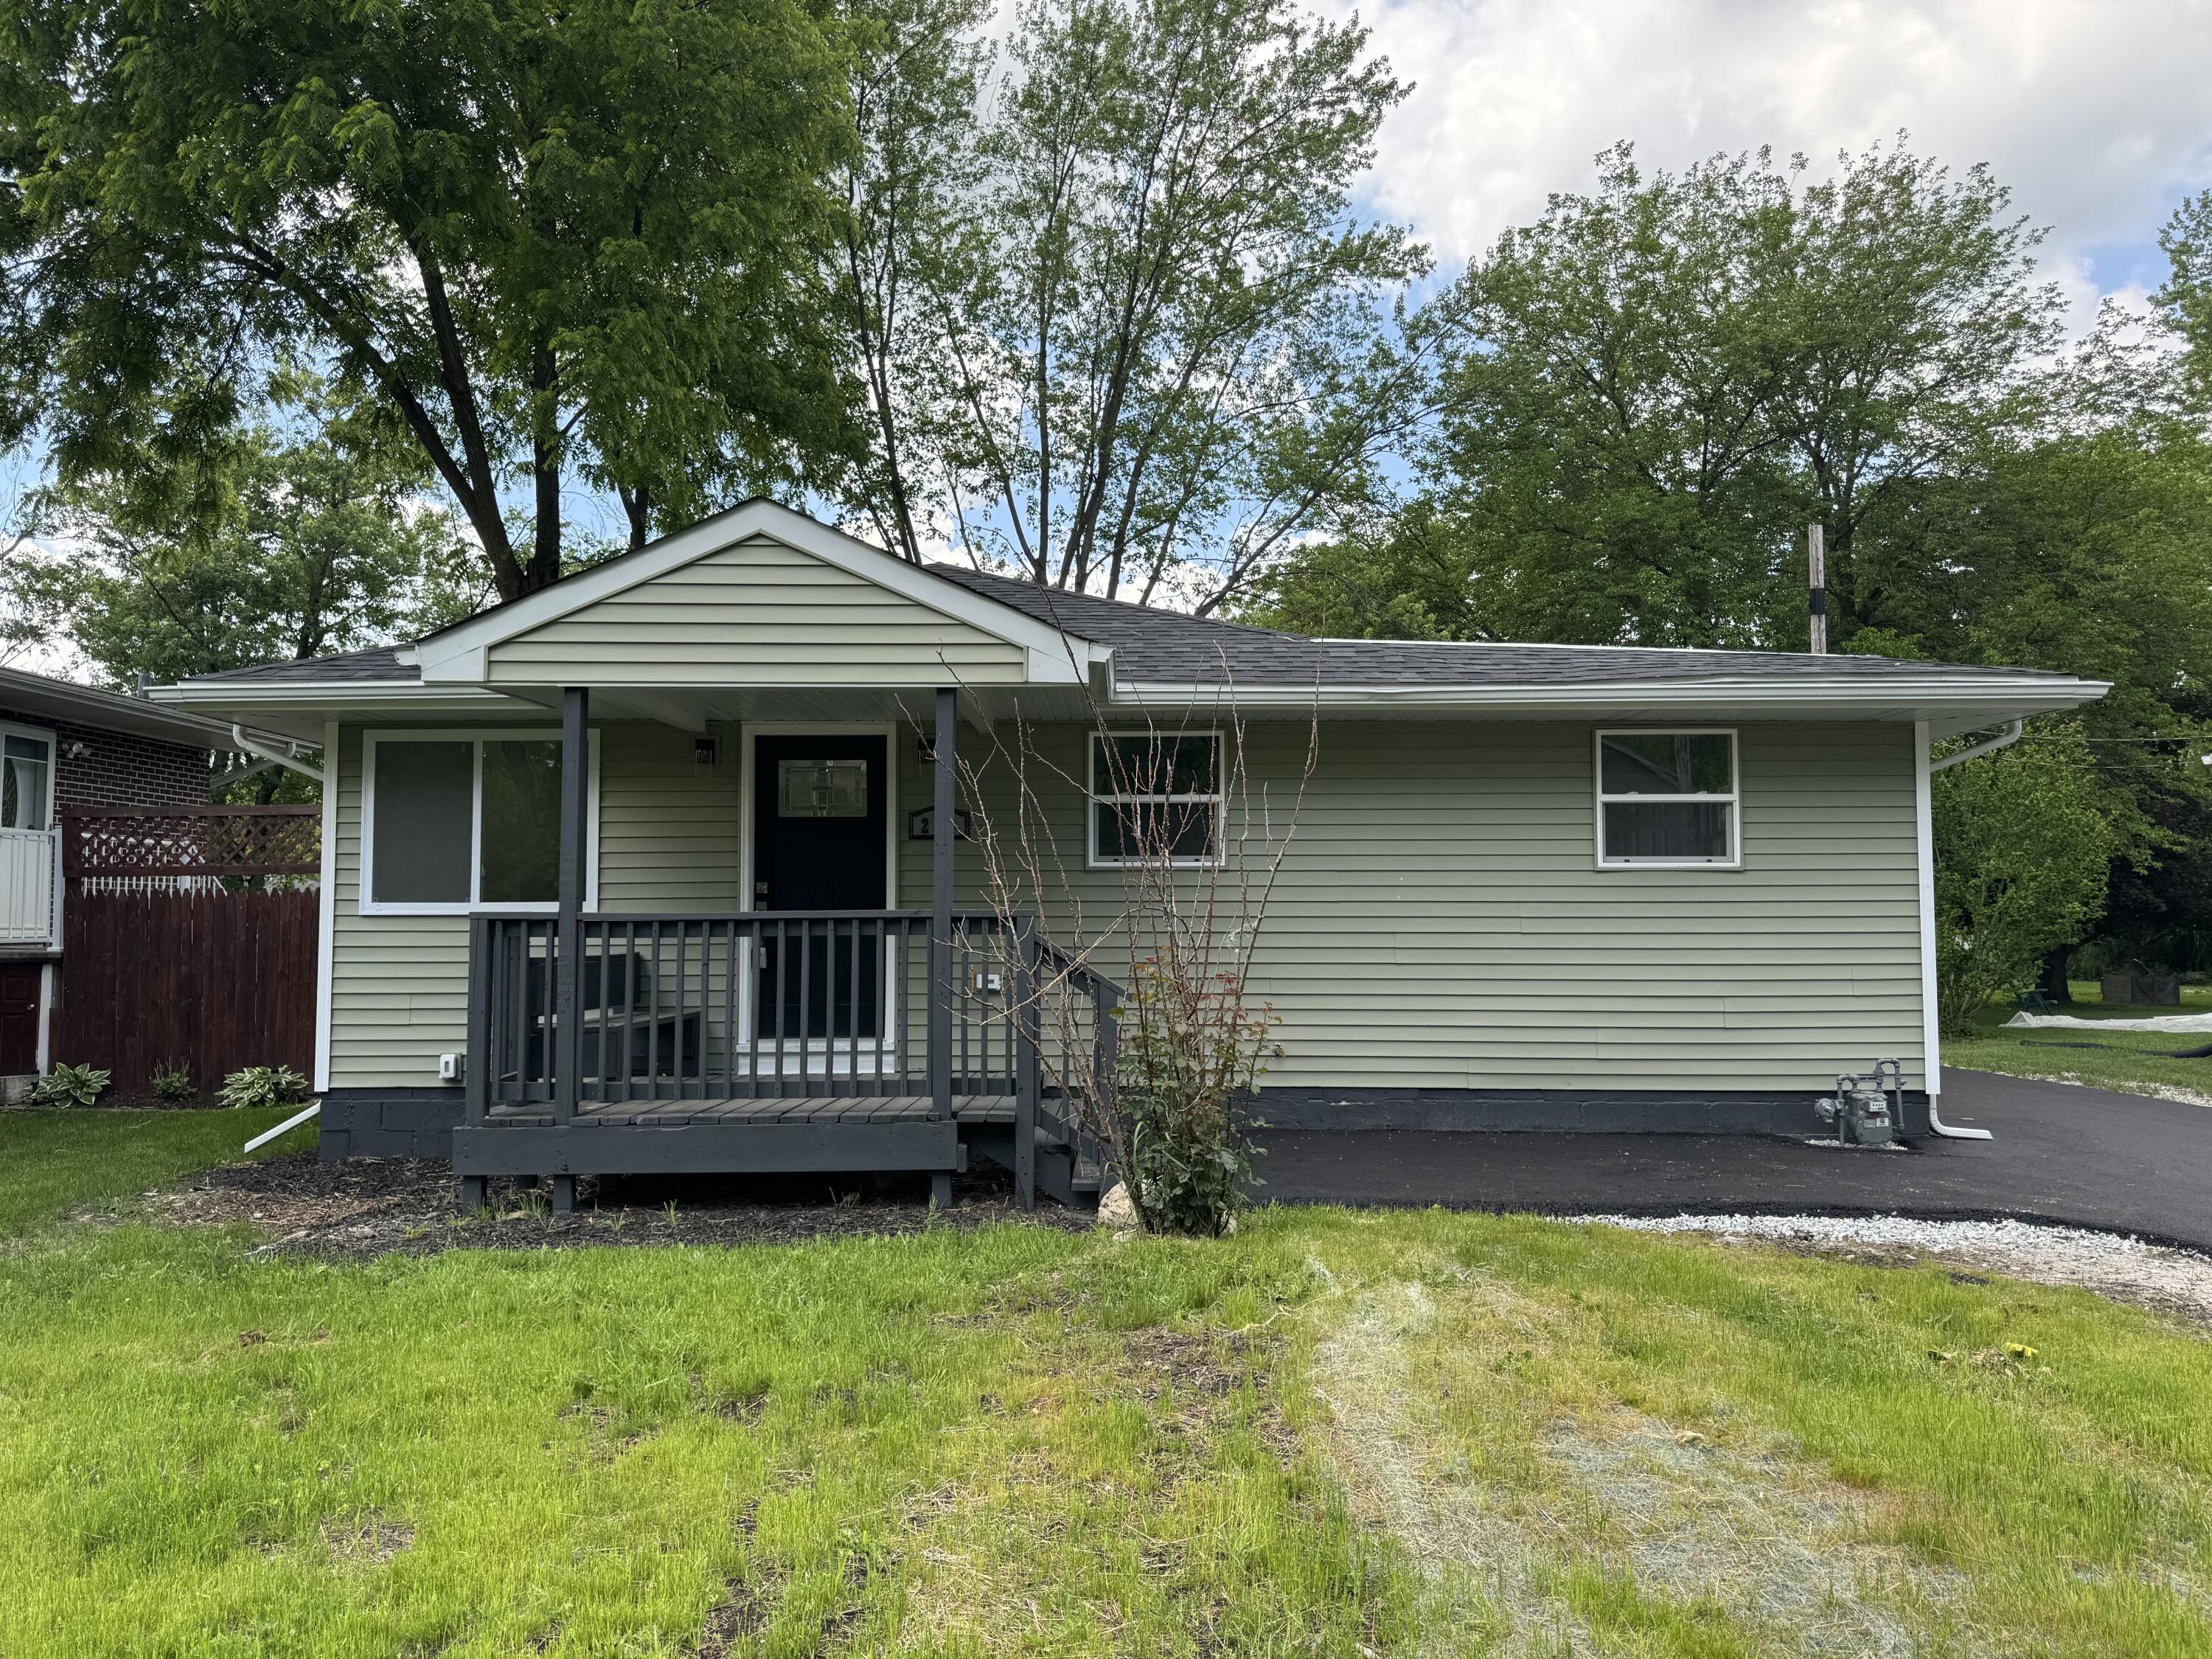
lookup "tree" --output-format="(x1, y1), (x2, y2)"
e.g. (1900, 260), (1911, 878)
(1932, 739), (2118, 1034)
(1251, 140), (2063, 645)
(841, 0), (1431, 610)
(13, 415), (477, 687)
(0, 0), (858, 600)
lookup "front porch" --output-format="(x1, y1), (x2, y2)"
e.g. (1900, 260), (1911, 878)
(451, 686), (1116, 1211)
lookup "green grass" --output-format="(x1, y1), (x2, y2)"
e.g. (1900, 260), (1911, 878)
(1948, 978), (2212, 1102)
(2, 1117), (2211, 1655)
(0, 1106), (303, 1235)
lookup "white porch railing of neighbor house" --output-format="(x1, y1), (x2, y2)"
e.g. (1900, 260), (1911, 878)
(0, 827), (58, 945)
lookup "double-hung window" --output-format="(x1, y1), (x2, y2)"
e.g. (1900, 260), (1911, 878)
(1595, 729), (1739, 868)
(361, 731), (596, 914)
(1089, 731), (1220, 867)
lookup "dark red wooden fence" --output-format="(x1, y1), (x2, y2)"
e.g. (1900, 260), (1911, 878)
(52, 807), (320, 1096)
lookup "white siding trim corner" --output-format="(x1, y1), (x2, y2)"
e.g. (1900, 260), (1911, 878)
(314, 718), (339, 1092)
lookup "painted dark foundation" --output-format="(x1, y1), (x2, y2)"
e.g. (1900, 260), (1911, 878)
(319, 1083), (1933, 1164)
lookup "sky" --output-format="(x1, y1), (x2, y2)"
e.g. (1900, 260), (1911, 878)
(1333, 0), (2212, 328)
(5, 0), (2210, 674)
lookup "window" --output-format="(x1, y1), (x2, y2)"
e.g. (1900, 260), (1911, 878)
(0, 731), (52, 832)
(1089, 731), (1220, 866)
(361, 731), (594, 913)
(1595, 729), (1739, 868)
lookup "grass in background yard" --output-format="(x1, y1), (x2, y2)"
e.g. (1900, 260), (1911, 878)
(1948, 979), (2212, 1105)
(0, 1107), (302, 1235)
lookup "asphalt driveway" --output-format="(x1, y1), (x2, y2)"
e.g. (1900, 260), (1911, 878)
(1256, 1068), (2212, 1250)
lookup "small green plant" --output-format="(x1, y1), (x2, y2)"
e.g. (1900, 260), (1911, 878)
(1118, 959), (1274, 1237)
(29, 1062), (111, 1107)
(148, 1062), (195, 1103)
(217, 1065), (312, 1110)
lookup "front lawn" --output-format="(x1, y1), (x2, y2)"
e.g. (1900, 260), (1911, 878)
(2, 1116), (2210, 1656)
(1948, 978), (2212, 1105)
(0, 1105), (304, 1235)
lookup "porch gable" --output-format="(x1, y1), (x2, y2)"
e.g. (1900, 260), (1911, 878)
(411, 501), (1101, 690)
(484, 537), (1031, 688)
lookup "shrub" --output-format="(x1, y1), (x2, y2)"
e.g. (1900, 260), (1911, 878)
(218, 1065), (312, 1110)
(31, 1062), (111, 1107)
(149, 1062), (195, 1103)
(1118, 959), (1273, 1237)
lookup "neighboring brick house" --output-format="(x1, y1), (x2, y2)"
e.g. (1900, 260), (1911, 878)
(0, 665), (302, 1082)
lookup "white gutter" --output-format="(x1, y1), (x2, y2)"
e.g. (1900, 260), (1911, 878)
(1111, 680), (2105, 712)
(232, 724), (326, 785)
(1927, 719), (2024, 773)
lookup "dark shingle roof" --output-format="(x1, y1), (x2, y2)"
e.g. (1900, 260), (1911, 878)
(925, 566), (2065, 688)
(178, 565), (2085, 695)
(190, 647), (417, 684)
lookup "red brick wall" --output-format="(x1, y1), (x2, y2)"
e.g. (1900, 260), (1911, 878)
(0, 707), (215, 810)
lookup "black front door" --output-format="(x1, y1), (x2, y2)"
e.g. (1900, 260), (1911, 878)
(753, 735), (886, 1040)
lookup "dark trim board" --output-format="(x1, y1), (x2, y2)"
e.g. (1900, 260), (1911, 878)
(451, 1120), (961, 1176)
(1248, 1088), (1932, 1138)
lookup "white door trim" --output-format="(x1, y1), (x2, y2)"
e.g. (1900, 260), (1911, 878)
(736, 721), (902, 1071)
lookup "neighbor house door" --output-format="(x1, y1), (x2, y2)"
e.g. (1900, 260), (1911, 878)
(0, 962), (41, 1076)
(751, 734), (888, 1042)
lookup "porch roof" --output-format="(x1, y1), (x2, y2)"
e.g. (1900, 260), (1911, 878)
(150, 500), (2108, 742)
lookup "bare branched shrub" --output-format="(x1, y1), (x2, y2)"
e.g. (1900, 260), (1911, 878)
(946, 662), (1318, 1235)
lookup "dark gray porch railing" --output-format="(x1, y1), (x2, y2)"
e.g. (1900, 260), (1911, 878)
(465, 909), (1041, 1115)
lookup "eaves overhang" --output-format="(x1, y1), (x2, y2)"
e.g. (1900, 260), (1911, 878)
(1105, 674), (2112, 739)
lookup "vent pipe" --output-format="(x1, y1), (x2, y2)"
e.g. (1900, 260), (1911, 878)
(1807, 524), (1826, 653)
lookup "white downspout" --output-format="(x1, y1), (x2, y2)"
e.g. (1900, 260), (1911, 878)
(1928, 719), (2023, 773)
(231, 725), (326, 785)
(1918, 718), (2013, 1138)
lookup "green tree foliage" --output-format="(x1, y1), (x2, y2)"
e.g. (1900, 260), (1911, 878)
(15, 418), (478, 688)
(1932, 740), (2118, 1034)
(0, 0), (858, 599)
(841, 0), (1430, 609)
(1252, 140), (2062, 646)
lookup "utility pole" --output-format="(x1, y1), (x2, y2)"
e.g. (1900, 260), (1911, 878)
(1807, 523), (1827, 654)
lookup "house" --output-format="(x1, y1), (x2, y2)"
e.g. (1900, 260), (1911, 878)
(0, 665), (306, 1088)
(152, 500), (2107, 1205)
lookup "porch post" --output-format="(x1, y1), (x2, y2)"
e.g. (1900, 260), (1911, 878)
(930, 687), (956, 1163)
(554, 686), (590, 1129)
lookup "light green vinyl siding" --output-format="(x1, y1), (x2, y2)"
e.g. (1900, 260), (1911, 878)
(896, 720), (1928, 1094)
(327, 722), (746, 1089)
(328, 717), (1930, 1095)
(330, 728), (469, 1088)
(484, 538), (1029, 686)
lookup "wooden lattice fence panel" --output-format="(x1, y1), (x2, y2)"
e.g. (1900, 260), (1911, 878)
(63, 805), (320, 879)
(52, 807), (321, 1096)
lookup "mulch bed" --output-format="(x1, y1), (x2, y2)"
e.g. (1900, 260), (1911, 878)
(152, 1153), (1094, 1262)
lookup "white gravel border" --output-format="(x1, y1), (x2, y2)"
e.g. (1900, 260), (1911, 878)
(1578, 1212), (2212, 1329)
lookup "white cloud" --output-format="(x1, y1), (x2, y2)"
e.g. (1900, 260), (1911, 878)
(1340, 0), (2212, 325)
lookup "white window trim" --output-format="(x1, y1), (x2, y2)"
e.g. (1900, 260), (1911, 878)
(1593, 727), (1742, 870)
(0, 720), (58, 833)
(1088, 728), (1223, 869)
(359, 727), (600, 917)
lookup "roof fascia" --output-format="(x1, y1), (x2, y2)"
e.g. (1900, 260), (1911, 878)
(1107, 677), (2110, 715)
(413, 501), (1104, 686)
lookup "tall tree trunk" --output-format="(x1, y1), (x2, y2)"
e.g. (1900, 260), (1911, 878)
(2039, 945), (2073, 1004)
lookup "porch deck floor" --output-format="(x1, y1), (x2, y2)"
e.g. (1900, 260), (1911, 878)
(484, 1094), (1018, 1128)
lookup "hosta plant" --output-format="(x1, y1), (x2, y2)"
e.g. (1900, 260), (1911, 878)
(31, 1062), (111, 1107)
(218, 1065), (313, 1110)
